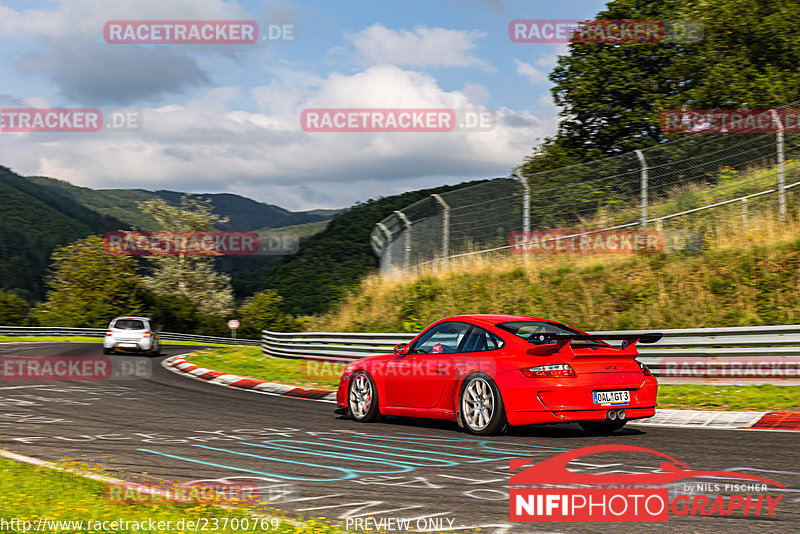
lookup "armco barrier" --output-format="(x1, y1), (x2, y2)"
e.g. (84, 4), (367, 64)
(262, 325), (800, 383)
(0, 326), (259, 346)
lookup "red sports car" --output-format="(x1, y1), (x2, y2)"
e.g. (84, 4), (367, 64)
(336, 314), (661, 435)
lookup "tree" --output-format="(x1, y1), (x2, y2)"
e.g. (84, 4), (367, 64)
(34, 235), (147, 327)
(0, 290), (30, 325)
(236, 289), (299, 338)
(518, 0), (800, 175)
(138, 195), (235, 317)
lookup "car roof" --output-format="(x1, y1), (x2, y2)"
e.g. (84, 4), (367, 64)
(111, 316), (151, 321)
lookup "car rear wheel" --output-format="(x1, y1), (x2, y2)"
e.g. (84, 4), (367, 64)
(459, 374), (506, 435)
(579, 419), (627, 433)
(348, 371), (380, 422)
(103, 347), (112, 355)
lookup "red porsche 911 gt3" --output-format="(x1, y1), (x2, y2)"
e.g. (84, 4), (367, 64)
(335, 315), (661, 435)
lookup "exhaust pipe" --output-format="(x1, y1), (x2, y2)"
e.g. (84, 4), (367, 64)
(617, 409), (626, 420)
(607, 410), (617, 421)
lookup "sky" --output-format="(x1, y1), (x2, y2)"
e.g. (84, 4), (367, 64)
(0, 0), (610, 211)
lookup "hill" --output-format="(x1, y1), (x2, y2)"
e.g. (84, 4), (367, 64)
(258, 179), (491, 316)
(27, 176), (334, 231)
(0, 166), (128, 299)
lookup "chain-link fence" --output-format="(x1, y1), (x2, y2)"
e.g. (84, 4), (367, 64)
(371, 105), (800, 272)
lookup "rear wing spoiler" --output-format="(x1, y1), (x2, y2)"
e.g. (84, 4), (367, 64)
(527, 333), (663, 354)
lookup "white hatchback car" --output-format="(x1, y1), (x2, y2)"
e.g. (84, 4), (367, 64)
(103, 316), (161, 355)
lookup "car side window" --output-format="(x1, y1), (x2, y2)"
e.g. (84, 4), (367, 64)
(412, 322), (471, 354)
(461, 326), (505, 353)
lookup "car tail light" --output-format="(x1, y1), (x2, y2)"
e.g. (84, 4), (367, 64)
(142, 331), (151, 338)
(520, 364), (576, 378)
(637, 361), (652, 376)
(106, 330), (113, 336)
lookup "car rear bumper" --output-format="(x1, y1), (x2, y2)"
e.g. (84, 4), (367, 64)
(103, 338), (154, 352)
(496, 371), (658, 426)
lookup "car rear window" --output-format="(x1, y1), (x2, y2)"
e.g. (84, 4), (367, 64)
(496, 321), (608, 347)
(114, 319), (145, 330)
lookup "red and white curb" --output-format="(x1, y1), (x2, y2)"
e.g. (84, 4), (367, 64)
(163, 355), (799, 430)
(162, 355), (336, 402)
(631, 409), (800, 431)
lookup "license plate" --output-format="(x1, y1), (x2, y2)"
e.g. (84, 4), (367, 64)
(119, 343), (138, 348)
(593, 390), (629, 405)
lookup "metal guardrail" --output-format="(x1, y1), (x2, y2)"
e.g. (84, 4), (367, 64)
(0, 326), (260, 346)
(262, 326), (800, 382)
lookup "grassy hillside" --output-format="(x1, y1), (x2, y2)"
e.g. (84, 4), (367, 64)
(0, 167), (128, 299)
(315, 210), (800, 333)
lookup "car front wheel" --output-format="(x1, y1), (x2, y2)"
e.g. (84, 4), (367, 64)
(459, 374), (507, 435)
(348, 371), (380, 422)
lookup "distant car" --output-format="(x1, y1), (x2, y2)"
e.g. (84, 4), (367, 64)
(103, 316), (160, 355)
(336, 314), (661, 435)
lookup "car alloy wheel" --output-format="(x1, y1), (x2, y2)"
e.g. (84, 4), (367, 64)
(348, 371), (379, 422)
(460, 374), (506, 435)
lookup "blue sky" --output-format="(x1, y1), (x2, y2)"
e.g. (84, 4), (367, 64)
(0, 0), (609, 210)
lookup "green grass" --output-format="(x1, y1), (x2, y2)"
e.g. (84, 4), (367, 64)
(187, 348), (800, 411)
(658, 384), (800, 411)
(0, 457), (341, 533)
(188, 346), (342, 389)
(0, 335), (241, 346)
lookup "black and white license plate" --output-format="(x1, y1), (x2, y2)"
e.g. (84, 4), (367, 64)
(593, 390), (630, 405)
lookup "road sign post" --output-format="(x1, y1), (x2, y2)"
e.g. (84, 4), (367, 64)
(227, 319), (240, 339)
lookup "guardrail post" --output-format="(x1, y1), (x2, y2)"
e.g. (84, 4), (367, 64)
(771, 110), (786, 221)
(394, 210), (412, 270)
(431, 194), (450, 266)
(635, 150), (648, 229)
(516, 173), (530, 234)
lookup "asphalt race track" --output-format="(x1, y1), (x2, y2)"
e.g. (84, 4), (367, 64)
(1, 343), (798, 533)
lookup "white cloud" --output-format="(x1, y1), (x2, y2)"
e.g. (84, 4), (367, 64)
(346, 24), (490, 69)
(0, 64), (558, 210)
(514, 58), (548, 85)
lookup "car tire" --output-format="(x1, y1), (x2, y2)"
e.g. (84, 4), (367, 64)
(579, 419), (627, 433)
(459, 373), (507, 435)
(103, 347), (112, 355)
(150, 343), (161, 356)
(348, 371), (380, 423)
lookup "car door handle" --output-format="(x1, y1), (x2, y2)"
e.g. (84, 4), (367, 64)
(434, 366), (448, 374)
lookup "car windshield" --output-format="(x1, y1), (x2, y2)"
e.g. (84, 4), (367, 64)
(496, 321), (607, 346)
(114, 319), (145, 330)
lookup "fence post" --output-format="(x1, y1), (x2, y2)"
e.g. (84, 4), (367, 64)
(635, 149), (648, 228)
(771, 110), (786, 221)
(376, 222), (393, 271)
(431, 194), (450, 266)
(516, 173), (530, 234)
(394, 210), (412, 270)
(742, 198), (748, 228)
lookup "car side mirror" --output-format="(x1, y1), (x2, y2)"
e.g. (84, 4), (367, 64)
(393, 343), (409, 354)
